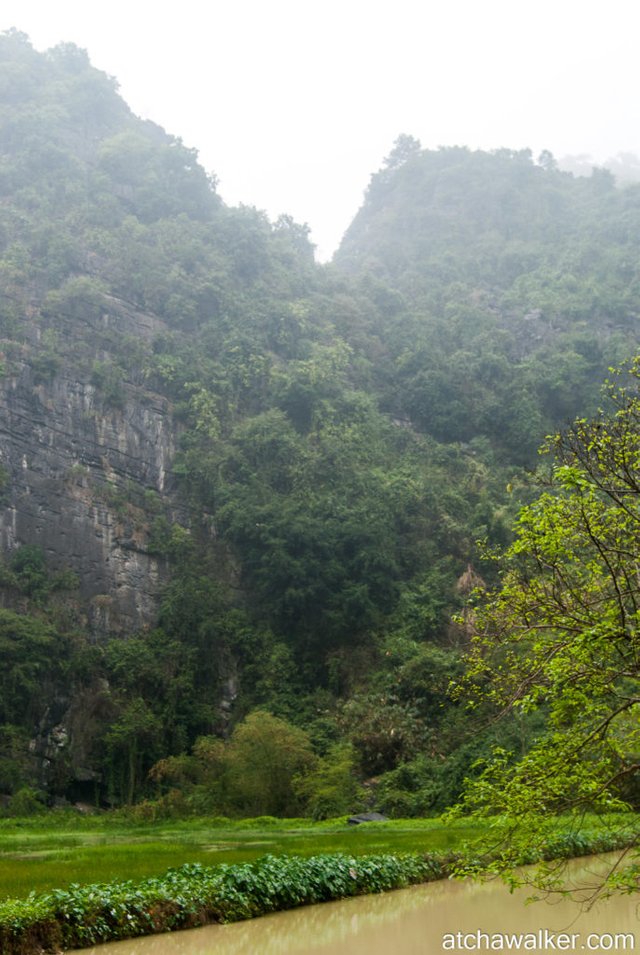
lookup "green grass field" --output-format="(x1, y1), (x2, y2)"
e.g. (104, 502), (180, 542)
(2, 811), (635, 902)
(0, 815), (487, 899)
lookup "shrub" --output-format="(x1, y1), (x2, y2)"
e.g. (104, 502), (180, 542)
(6, 787), (45, 817)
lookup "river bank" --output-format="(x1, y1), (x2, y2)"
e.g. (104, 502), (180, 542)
(69, 854), (640, 955)
(0, 817), (636, 954)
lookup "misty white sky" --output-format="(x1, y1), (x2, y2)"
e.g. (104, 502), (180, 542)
(1, 0), (639, 259)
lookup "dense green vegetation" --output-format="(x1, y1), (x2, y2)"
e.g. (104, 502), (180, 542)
(0, 852), (440, 953)
(448, 361), (640, 894)
(1, 29), (640, 825)
(337, 139), (639, 460)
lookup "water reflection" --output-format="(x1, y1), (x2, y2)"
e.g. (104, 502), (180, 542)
(72, 856), (640, 955)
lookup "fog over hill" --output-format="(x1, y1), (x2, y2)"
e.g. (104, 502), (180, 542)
(1, 0), (639, 259)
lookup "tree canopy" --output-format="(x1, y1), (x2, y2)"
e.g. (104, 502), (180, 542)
(454, 360), (640, 893)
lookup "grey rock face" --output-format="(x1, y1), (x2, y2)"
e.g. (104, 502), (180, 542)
(0, 296), (185, 635)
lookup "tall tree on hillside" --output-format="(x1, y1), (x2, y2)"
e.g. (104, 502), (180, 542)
(454, 359), (640, 895)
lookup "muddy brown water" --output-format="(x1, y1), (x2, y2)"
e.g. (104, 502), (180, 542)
(70, 855), (640, 955)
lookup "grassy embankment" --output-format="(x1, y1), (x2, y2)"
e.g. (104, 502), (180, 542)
(0, 812), (636, 954)
(0, 814), (483, 899)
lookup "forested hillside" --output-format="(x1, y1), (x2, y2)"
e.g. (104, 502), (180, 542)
(0, 31), (638, 816)
(336, 136), (639, 459)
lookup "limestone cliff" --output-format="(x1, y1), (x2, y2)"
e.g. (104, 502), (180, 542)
(0, 293), (185, 635)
